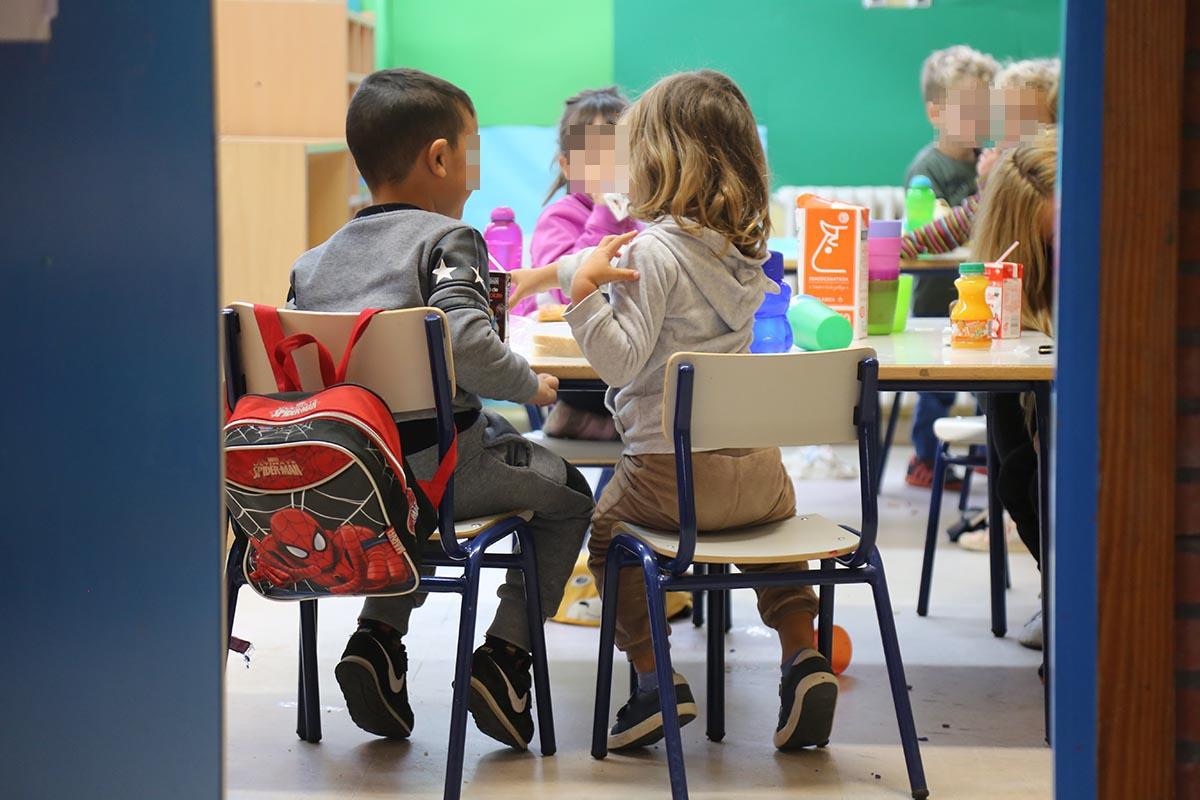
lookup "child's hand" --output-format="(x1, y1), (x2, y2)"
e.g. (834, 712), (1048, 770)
(977, 147), (1001, 180)
(509, 265), (560, 306)
(570, 231), (639, 304)
(528, 373), (560, 406)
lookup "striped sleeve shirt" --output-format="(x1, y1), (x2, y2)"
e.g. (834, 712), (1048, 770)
(900, 193), (980, 259)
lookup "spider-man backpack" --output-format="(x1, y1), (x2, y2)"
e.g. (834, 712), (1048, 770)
(223, 306), (455, 600)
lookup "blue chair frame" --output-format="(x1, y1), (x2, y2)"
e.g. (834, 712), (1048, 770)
(589, 355), (928, 800)
(917, 436), (1011, 635)
(223, 309), (556, 800)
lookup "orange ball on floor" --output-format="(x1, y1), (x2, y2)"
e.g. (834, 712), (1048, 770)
(810, 624), (853, 675)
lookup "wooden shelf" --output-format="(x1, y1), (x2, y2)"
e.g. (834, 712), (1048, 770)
(218, 137), (353, 306)
(216, 0), (372, 138)
(216, 2), (374, 305)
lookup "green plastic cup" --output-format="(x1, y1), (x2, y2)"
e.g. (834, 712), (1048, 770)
(867, 279), (899, 335)
(788, 296), (853, 351)
(892, 273), (914, 333)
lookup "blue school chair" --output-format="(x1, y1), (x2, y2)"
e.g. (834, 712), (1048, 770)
(222, 305), (556, 800)
(590, 348), (928, 800)
(916, 414), (1010, 636)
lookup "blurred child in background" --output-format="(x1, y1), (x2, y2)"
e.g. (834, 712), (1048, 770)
(529, 86), (640, 440)
(900, 57), (1059, 260)
(904, 45), (998, 488)
(969, 126), (1058, 649)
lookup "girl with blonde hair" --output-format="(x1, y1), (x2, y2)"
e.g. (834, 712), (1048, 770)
(512, 69), (837, 750)
(970, 127), (1057, 649)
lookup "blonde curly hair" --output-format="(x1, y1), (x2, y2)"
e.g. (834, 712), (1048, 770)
(624, 70), (771, 259)
(921, 45), (998, 104)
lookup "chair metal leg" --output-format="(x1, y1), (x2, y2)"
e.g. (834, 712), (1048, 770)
(706, 564), (727, 742)
(723, 590), (732, 633)
(916, 442), (948, 617)
(868, 549), (929, 800)
(876, 391), (904, 489)
(644, 562), (688, 800)
(224, 539), (243, 650)
(985, 409), (1008, 637)
(298, 599), (321, 743)
(818, 559), (835, 660)
(958, 459), (975, 512)
(517, 526), (556, 756)
(691, 563), (705, 627)
(444, 551), (483, 800)
(592, 546), (624, 760)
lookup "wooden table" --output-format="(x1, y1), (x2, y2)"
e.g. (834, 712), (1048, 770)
(514, 317), (1053, 385)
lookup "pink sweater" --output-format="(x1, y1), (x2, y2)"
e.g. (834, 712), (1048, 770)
(529, 193), (642, 307)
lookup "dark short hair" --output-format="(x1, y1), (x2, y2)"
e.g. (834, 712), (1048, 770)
(346, 68), (475, 188)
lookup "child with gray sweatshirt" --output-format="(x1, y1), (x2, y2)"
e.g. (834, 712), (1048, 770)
(510, 70), (839, 752)
(288, 68), (594, 752)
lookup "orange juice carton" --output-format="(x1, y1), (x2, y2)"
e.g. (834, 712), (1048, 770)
(984, 261), (1023, 339)
(795, 194), (870, 339)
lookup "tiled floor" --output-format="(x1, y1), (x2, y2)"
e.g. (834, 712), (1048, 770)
(225, 446), (1051, 799)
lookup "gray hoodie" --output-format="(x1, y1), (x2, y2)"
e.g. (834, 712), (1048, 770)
(559, 217), (776, 454)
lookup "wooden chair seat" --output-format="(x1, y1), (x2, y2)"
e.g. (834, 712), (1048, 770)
(616, 513), (859, 565)
(448, 510), (534, 540)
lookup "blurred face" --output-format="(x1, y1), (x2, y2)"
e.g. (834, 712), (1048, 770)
(436, 112), (479, 219)
(993, 87), (1053, 149)
(563, 116), (630, 196)
(929, 79), (991, 149)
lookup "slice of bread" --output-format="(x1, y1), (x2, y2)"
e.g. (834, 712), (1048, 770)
(532, 333), (583, 358)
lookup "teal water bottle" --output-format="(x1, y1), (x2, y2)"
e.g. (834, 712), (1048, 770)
(903, 175), (936, 235)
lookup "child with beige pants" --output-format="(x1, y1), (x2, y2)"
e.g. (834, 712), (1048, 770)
(510, 69), (837, 752)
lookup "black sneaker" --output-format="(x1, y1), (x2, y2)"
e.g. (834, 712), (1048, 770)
(467, 637), (534, 750)
(607, 672), (698, 751)
(774, 649), (839, 750)
(334, 623), (414, 739)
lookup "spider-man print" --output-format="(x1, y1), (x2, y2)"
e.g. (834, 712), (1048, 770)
(246, 508), (411, 594)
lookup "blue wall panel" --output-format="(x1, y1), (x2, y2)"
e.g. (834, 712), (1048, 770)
(1053, 0), (1103, 795)
(0, 3), (223, 798)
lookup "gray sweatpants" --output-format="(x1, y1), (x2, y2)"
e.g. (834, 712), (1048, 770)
(361, 410), (594, 651)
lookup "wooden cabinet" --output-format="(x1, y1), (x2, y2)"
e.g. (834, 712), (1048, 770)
(215, 0), (374, 305)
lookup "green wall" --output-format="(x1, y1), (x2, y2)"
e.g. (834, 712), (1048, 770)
(367, 0), (614, 126)
(614, 0), (1060, 186)
(367, 0), (1060, 186)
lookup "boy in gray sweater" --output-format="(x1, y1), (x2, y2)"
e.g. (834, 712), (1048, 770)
(288, 68), (594, 751)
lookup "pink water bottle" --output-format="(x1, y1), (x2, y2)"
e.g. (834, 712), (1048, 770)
(483, 207), (535, 316)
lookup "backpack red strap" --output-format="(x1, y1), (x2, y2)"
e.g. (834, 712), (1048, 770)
(253, 305), (381, 391)
(275, 334), (336, 391)
(335, 308), (383, 383)
(418, 430), (457, 507)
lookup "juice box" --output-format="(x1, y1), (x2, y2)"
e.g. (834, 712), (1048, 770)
(487, 271), (510, 342)
(984, 261), (1023, 339)
(795, 194), (870, 338)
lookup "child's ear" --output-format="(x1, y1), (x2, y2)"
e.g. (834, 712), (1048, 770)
(925, 100), (941, 127)
(557, 153), (569, 177)
(426, 138), (450, 178)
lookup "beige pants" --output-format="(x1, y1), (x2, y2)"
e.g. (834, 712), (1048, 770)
(589, 447), (818, 663)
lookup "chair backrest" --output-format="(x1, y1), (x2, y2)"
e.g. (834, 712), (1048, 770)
(225, 303), (454, 414)
(661, 348), (876, 450)
(659, 347), (880, 573)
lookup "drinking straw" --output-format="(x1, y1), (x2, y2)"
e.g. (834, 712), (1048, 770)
(995, 240), (1020, 263)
